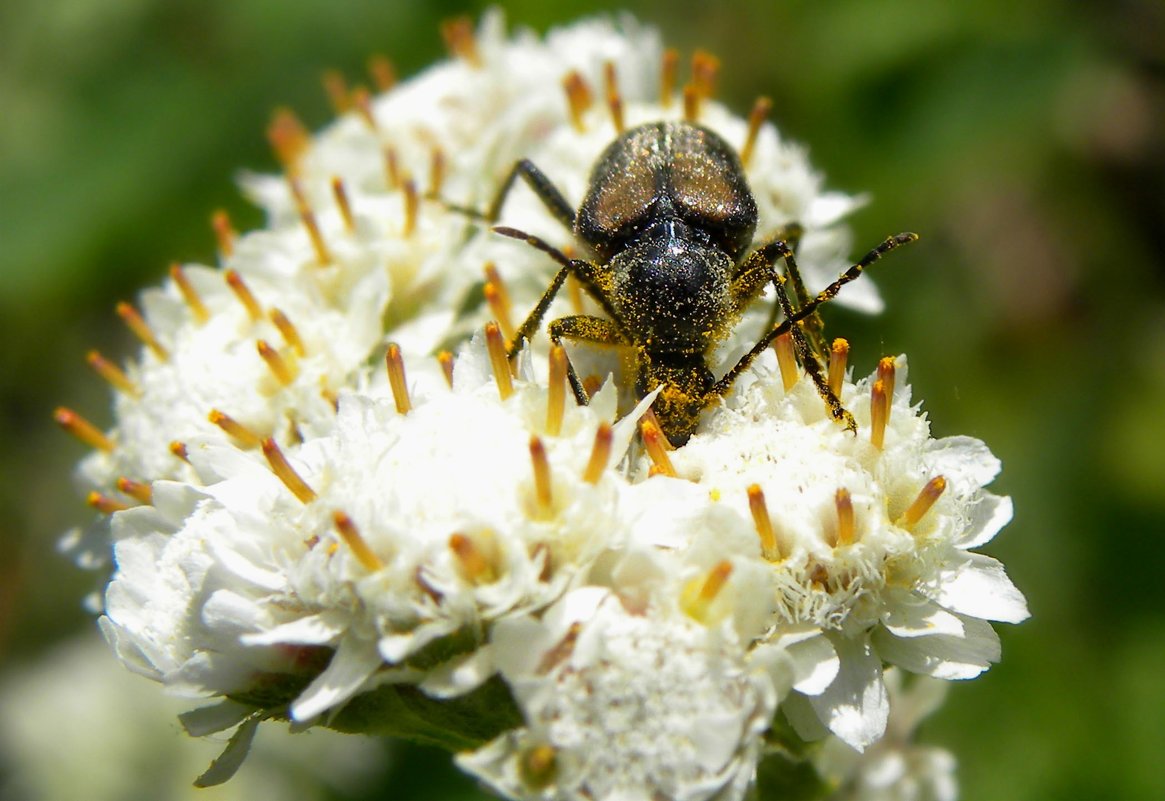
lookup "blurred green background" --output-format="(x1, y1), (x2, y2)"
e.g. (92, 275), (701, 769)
(2, 0), (1163, 799)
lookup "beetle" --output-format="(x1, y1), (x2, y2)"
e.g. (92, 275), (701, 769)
(488, 120), (916, 446)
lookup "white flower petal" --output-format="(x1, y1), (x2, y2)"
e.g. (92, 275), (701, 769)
(935, 553), (1030, 623)
(290, 636), (382, 722)
(809, 635), (888, 751)
(872, 615), (1001, 679)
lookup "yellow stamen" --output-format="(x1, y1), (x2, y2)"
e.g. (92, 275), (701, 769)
(54, 407), (113, 452)
(351, 86), (377, 130)
(691, 50), (720, 99)
(835, 488), (855, 546)
(870, 379), (888, 450)
(224, 270), (263, 322)
(683, 560), (733, 621)
(641, 419), (675, 477)
(170, 263), (209, 323)
(266, 108), (310, 171)
(604, 61), (624, 133)
(258, 340), (298, 386)
(449, 532), (494, 583)
(562, 70), (593, 132)
(321, 69), (350, 114)
(660, 48), (679, 108)
(740, 96), (772, 169)
(429, 147), (446, 197)
(529, 436), (554, 513)
(208, 409), (262, 448)
(567, 273), (584, 314)
(86, 350), (137, 396)
(682, 82), (700, 122)
(87, 491), (128, 515)
(877, 356), (897, 417)
(437, 350), (454, 388)
(402, 178), (419, 237)
(898, 476), (947, 529)
(333, 511), (384, 571)
(485, 322), (513, 400)
(774, 331), (799, 391)
(484, 282), (514, 341)
(169, 441), (189, 463)
(582, 422), (613, 484)
(483, 263), (513, 323)
(367, 54), (396, 92)
(747, 484), (781, 561)
(519, 745), (558, 790)
(546, 345), (567, 436)
(828, 338), (849, 397)
(383, 145), (402, 190)
(385, 343), (411, 415)
(261, 437), (316, 503)
(116, 302), (168, 360)
(211, 209), (236, 258)
(330, 176), (355, 233)
(270, 308), (306, 357)
(289, 178), (331, 265)
(116, 477), (152, 505)
(641, 408), (673, 450)
(440, 16), (481, 67)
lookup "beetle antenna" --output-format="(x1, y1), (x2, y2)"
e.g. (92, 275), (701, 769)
(492, 226), (574, 268)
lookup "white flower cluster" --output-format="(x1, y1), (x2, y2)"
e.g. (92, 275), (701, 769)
(60, 11), (1026, 801)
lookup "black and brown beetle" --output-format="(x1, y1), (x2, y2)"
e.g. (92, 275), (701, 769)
(488, 120), (916, 446)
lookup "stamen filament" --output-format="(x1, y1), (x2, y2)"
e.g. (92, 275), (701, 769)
(351, 86), (377, 130)
(546, 345), (567, 436)
(54, 407), (113, 452)
(402, 178), (419, 237)
(169, 441), (189, 462)
(604, 61), (624, 133)
(116, 302), (168, 360)
(385, 343), (411, 415)
(747, 484), (782, 561)
(270, 308), (306, 357)
(224, 270), (263, 322)
(740, 96), (772, 168)
(660, 48), (679, 108)
(691, 50), (720, 99)
(208, 409), (262, 448)
(529, 436), (554, 513)
(86, 351), (137, 396)
(583, 423), (613, 484)
(483, 263), (513, 322)
(290, 178), (331, 265)
(484, 282), (515, 341)
(169, 263), (209, 323)
(322, 69), (351, 114)
(333, 511), (384, 571)
(261, 437), (316, 503)
(258, 340), (298, 386)
(449, 533), (493, 583)
(684, 560), (734, 621)
(330, 176), (355, 233)
(437, 350), (454, 388)
(641, 420), (676, 477)
(485, 322), (513, 400)
(682, 83), (699, 121)
(870, 379), (888, 450)
(367, 54), (396, 92)
(835, 488), (856, 546)
(211, 209), (236, 258)
(116, 477), (153, 504)
(641, 408), (673, 450)
(877, 356), (897, 418)
(384, 145), (402, 190)
(562, 71), (593, 132)
(88, 492), (128, 515)
(828, 338), (849, 397)
(519, 745), (558, 789)
(429, 147), (446, 197)
(266, 108), (310, 170)
(898, 476), (947, 529)
(775, 331), (799, 390)
(440, 17), (481, 67)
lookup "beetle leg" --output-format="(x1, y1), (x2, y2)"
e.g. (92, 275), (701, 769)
(547, 315), (630, 405)
(713, 233), (918, 402)
(487, 159), (577, 229)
